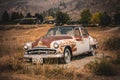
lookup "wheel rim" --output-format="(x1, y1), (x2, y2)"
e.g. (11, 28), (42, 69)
(64, 49), (71, 63)
(91, 47), (95, 56)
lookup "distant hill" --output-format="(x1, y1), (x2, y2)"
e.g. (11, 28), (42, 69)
(60, 0), (120, 20)
(0, 0), (119, 20)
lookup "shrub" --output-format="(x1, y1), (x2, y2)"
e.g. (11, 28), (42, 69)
(100, 12), (111, 27)
(7, 57), (24, 71)
(112, 51), (120, 64)
(86, 57), (116, 76)
(113, 13), (120, 25)
(102, 37), (120, 50)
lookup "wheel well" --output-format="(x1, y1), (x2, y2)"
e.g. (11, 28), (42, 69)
(65, 46), (73, 57)
(90, 45), (97, 49)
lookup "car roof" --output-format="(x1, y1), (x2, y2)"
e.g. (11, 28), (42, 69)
(55, 25), (84, 29)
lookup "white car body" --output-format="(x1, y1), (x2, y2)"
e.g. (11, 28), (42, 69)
(24, 26), (98, 63)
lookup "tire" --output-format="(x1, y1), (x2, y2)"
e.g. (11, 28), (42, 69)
(90, 47), (96, 56)
(63, 48), (71, 64)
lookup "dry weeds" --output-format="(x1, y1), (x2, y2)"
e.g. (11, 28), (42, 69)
(0, 25), (120, 80)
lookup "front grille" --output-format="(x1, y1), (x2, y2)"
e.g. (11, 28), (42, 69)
(27, 47), (56, 55)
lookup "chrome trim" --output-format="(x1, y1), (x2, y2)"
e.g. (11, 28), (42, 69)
(28, 47), (56, 51)
(24, 54), (64, 58)
(26, 47), (57, 55)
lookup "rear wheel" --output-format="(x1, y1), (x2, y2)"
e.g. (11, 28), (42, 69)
(90, 46), (96, 56)
(63, 48), (71, 64)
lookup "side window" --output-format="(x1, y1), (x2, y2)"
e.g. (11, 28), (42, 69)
(81, 28), (88, 36)
(74, 28), (80, 36)
(48, 30), (54, 36)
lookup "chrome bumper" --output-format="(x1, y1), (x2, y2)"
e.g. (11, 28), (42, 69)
(24, 47), (64, 59)
(24, 54), (64, 59)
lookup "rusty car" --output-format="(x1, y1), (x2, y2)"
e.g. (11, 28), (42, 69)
(24, 26), (98, 64)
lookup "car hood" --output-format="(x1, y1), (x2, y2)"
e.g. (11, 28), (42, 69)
(32, 36), (73, 48)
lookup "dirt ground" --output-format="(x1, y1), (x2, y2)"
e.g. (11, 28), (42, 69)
(0, 24), (120, 80)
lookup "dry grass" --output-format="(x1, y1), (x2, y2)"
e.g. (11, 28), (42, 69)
(88, 27), (120, 51)
(0, 24), (81, 80)
(85, 27), (120, 76)
(0, 25), (120, 79)
(0, 55), (82, 80)
(86, 56), (116, 76)
(112, 50), (120, 65)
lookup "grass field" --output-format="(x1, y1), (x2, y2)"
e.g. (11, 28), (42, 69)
(0, 24), (120, 80)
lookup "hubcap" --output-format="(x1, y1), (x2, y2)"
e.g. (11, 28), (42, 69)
(91, 47), (95, 56)
(64, 49), (71, 63)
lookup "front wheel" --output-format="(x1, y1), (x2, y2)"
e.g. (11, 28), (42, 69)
(63, 48), (71, 64)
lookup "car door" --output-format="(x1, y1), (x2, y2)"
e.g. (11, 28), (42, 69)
(80, 28), (90, 52)
(74, 28), (85, 55)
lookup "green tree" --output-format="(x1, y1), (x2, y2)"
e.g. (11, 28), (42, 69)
(56, 11), (70, 25)
(1, 11), (9, 22)
(35, 13), (43, 23)
(19, 12), (24, 19)
(26, 13), (32, 18)
(113, 13), (120, 25)
(100, 12), (111, 27)
(47, 8), (56, 18)
(91, 12), (102, 25)
(11, 12), (21, 21)
(80, 9), (91, 26)
(41, 11), (47, 18)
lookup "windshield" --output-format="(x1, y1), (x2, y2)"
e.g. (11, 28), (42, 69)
(46, 27), (73, 36)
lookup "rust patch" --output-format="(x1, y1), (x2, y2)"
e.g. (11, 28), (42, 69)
(32, 36), (73, 48)
(59, 40), (77, 53)
(41, 36), (72, 47)
(71, 44), (77, 52)
(32, 37), (41, 48)
(72, 47), (77, 52)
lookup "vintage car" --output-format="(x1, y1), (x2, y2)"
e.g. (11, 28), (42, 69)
(24, 26), (98, 64)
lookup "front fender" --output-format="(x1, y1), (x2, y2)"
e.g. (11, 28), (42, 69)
(51, 39), (76, 54)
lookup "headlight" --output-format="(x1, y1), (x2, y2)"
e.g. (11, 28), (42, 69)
(24, 42), (32, 50)
(53, 42), (59, 49)
(24, 44), (28, 50)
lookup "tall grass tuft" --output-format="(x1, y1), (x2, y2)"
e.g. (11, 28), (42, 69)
(7, 57), (24, 71)
(5, 56), (82, 79)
